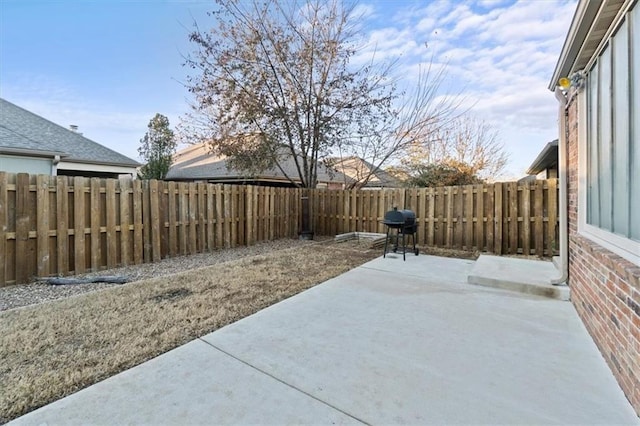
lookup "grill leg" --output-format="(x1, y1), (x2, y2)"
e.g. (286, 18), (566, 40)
(412, 231), (417, 255)
(383, 226), (391, 258)
(402, 231), (406, 261)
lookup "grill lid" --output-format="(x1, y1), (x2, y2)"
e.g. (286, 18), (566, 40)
(383, 207), (416, 226)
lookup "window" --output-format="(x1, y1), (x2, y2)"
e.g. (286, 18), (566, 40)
(581, 4), (640, 265)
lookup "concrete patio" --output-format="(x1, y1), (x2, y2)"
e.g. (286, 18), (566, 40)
(9, 254), (639, 425)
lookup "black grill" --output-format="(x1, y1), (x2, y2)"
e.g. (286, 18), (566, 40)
(381, 207), (419, 260)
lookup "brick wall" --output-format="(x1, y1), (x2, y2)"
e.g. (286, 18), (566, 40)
(566, 96), (640, 415)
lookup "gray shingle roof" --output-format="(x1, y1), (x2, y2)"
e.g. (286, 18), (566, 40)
(0, 98), (140, 167)
(166, 143), (349, 185)
(329, 156), (401, 188)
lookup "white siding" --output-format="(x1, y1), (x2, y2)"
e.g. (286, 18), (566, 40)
(0, 155), (52, 175)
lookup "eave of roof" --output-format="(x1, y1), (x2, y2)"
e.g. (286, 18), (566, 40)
(0, 146), (68, 158)
(549, 0), (627, 91)
(526, 140), (558, 175)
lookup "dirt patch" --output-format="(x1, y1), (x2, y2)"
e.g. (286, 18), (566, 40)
(149, 287), (193, 303)
(417, 246), (480, 260)
(0, 241), (378, 423)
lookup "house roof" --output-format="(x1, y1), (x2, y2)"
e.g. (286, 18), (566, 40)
(166, 142), (348, 185)
(526, 140), (558, 175)
(329, 156), (401, 188)
(549, 0), (627, 90)
(0, 98), (140, 167)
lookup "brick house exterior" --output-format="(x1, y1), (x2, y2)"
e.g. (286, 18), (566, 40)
(565, 95), (640, 414)
(551, 0), (640, 415)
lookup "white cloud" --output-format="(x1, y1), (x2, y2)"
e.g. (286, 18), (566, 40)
(352, 0), (577, 177)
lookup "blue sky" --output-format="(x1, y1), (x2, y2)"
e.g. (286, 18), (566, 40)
(0, 0), (577, 178)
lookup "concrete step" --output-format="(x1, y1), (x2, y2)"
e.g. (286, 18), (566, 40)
(467, 255), (570, 301)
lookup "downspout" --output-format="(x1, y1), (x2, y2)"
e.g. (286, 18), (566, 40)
(52, 155), (60, 176)
(551, 86), (569, 285)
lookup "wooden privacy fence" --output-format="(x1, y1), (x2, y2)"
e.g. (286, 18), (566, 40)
(0, 173), (301, 286)
(0, 173), (558, 286)
(311, 179), (558, 257)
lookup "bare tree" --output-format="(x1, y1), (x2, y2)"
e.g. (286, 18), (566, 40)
(328, 62), (464, 189)
(180, 0), (462, 189)
(398, 116), (509, 183)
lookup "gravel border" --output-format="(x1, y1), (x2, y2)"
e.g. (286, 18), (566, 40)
(0, 238), (327, 312)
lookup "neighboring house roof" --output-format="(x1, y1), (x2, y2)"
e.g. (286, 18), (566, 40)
(166, 142), (348, 186)
(0, 98), (140, 167)
(549, 0), (625, 89)
(526, 140), (558, 175)
(329, 156), (401, 188)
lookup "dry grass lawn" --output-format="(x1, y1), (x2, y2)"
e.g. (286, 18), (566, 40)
(0, 240), (378, 423)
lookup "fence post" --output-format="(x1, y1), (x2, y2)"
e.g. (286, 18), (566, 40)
(508, 182), (518, 254)
(246, 185), (254, 245)
(119, 178), (131, 266)
(15, 173), (31, 284)
(223, 184), (231, 248)
(464, 184), (474, 250)
(547, 179), (558, 256)
(300, 188), (313, 240)
(149, 179), (161, 261)
(132, 179), (144, 265)
(105, 179), (118, 268)
(73, 176), (86, 273)
(36, 174), (50, 278)
(56, 176), (69, 275)
(522, 180), (531, 256)
(534, 180), (544, 256)
(207, 183), (215, 251)
(445, 186), (454, 248)
(475, 184), (484, 252)
(90, 178), (102, 271)
(494, 182), (503, 255)
(0, 172), (8, 286)
(188, 182), (197, 254)
(198, 182), (206, 252)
